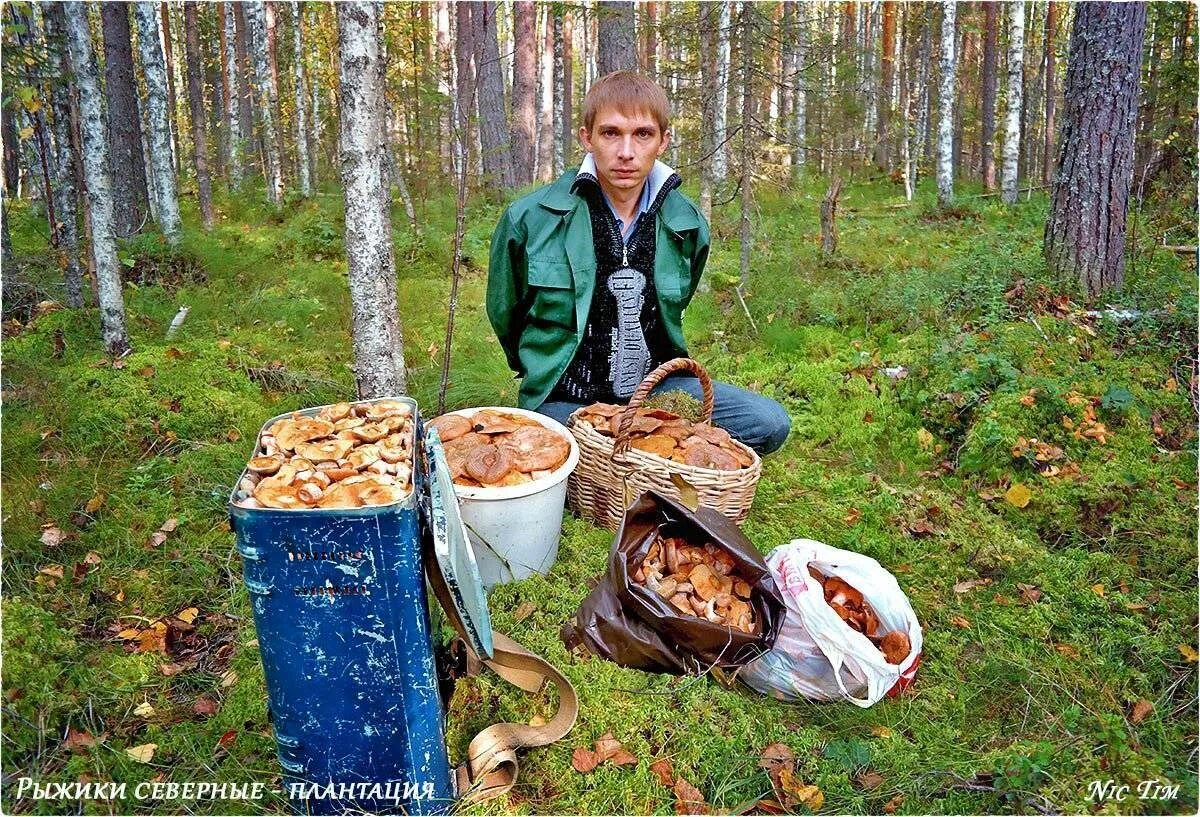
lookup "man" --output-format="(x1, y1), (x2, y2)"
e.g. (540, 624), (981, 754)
(487, 71), (790, 455)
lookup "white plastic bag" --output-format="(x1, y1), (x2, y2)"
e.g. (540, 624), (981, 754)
(739, 539), (922, 707)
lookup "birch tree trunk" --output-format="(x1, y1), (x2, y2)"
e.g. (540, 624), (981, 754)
(1044, 1), (1146, 300)
(134, 2), (182, 243)
(698, 2), (716, 220)
(791, 2), (807, 177)
(474, 1), (516, 191)
(336, 2), (406, 397)
(916, 5), (931, 170)
(511, 0), (536, 186)
(43, 2), (84, 308)
(159, 3), (181, 175)
(100, 3), (150, 237)
(233, 4), (256, 176)
(713, 1), (732, 182)
(936, 0), (956, 207)
(223, 3), (244, 186)
(183, 2), (214, 229)
(1001, 1), (1025, 204)
(980, 0), (999, 189)
(291, 0), (312, 196)
(597, 1), (636, 75)
(65, 3), (131, 356)
(553, 7), (567, 176)
(245, 1), (284, 206)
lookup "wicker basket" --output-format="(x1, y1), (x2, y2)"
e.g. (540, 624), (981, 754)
(566, 358), (762, 530)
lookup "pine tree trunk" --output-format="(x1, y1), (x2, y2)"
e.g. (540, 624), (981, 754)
(980, 0), (998, 189)
(537, 10), (554, 182)
(713, 1), (732, 182)
(134, 2), (182, 243)
(100, 3), (150, 237)
(936, 1), (956, 206)
(65, 3), (132, 356)
(160, 3), (181, 175)
(1043, 1), (1056, 186)
(738, 2), (753, 292)
(1000, 1), (1025, 204)
(474, 1), (516, 191)
(454, 1), (475, 180)
(245, 2), (285, 206)
(336, 1), (406, 398)
(510, 1), (536, 186)
(42, 2), (84, 308)
(874, 0), (896, 170)
(182, 3), (214, 229)
(597, 1), (636, 75)
(915, 4), (932, 171)
(1045, 1), (1146, 300)
(223, 2), (245, 185)
(291, 0), (312, 196)
(233, 4), (256, 175)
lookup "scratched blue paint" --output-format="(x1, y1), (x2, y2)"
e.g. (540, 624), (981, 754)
(230, 399), (457, 815)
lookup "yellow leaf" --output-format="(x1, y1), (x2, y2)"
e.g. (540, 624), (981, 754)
(38, 564), (64, 579)
(917, 428), (933, 450)
(133, 702), (156, 718)
(870, 726), (893, 739)
(1091, 583), (1105, 597)
(85, 493), (106, 514)
(1165, 377), (1177, 393)
(669, 472), (699, 512)
(220, 670), (239, 688)
(176, 607), (199, 624)
(125, 743), (157, 763)
(18, 126), (33, 140)
(1003, 483), (1032, 508)
(116, 628), (141, 640)
(1179, 644), (1199, 663)
(950, 615), (971, 629)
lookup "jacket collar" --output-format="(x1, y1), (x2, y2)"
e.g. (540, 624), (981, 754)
(538, 161), (700, 236)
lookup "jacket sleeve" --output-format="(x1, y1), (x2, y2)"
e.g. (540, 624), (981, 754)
(683, 210), (711, 308)
(486, 206), (528, 376)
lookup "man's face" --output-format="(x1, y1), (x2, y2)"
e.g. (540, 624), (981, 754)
(578, 107), (670, 195)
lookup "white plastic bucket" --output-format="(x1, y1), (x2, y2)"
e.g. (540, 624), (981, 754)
(441, 407), (580, 588)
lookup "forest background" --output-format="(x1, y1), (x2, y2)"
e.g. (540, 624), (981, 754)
(1, 1), (1197, 815)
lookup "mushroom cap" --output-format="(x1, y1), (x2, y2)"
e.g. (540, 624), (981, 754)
(683, 441), (741, 471)
(690, 422), (732, 446)
(351, 422), (388, 443)
(582, 402), (624, 418)
(499, 426), (571, 472)
(276, 418), (335, 451)
(247, 455), (283, 475)
(879, 631), (911, 664)
(429, 414), (472, 442)
(347, 444), (382, 471)
(294, 438), (355, 462)
(470, 410), (521, 435)
(364, 400), (412, 420)
(333, 416), (365, 431)
(497, 470), (533, 487)
(465, 443), (513, 484)
(320, 402), (352, 422)
(630, 434), (677, 459)
(254, 482), (306, 509)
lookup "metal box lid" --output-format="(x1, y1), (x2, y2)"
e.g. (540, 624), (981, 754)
(422, 425), (494, 660)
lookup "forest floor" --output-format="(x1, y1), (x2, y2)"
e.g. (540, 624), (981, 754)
(2, 175), (1197, 816)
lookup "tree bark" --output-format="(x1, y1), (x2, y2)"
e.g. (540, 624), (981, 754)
(291, 0), (312, 196)
(980, 0), (999, 189)
(537, 7), (554, 182)
(874, 1), (896, 169)
(336, 1), (406, 397)
(511, 0), (536, 186)
(738, 2), (753, 292)
(553, 6), (570, 177)
(1044, 1), (1146, 300)
(597, 1), (636, 75)
(245, 2), (285, 206)
(65, 3), (132, 356)
(43, 2), (84, 307)
(223, 2), (245, 185)
(100, 3), (150, 237)
(474, 1), (516, 191)
(183, 2), (214, 229)
(820, 177), (843, 255)
(453, 0), (475, 180)
(791, 2), (807, 177)
(1042, 1), (1056, 186)
(936, 1), (956, 206)
(1001, 1), (1025, 204)
(713, 1), (732, 182)
(160, 3), (181, 175)
(233, 4), (256, 175)
(134, 2), (182, 243)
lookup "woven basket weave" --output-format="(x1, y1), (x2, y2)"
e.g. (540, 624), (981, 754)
(566, 358), (762, 530)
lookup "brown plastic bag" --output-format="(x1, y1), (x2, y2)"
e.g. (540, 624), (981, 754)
(561, 491), (786, 675)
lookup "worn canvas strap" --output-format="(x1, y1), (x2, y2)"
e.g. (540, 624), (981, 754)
(426, 567), (578, 805)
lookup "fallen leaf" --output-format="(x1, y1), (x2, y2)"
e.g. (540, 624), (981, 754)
(571, 746), (600, 773)
(126, 743), (157, 763)
(83, 551), (102, 565)
(148, 531), (168, 548)
(1124, 602), (1149, 612)
(159, 518), (179, 533)
(220, 670), (238, 687)
(40, 525), (66, 547)
(1091, 583), (1105, 597)
(777, 768), (823, 811)
(216, 730), (237, 750)
(513, 601), (537, 622)
(953, 578), (991, 594)
(62, 728), (97, 752)
(950, 616), (971, 629)
(883, 793), (905, 813)
(165, 347), (184, 359)
(843, 507), (862, 526)
(116, 628), (142, 640)
(916, 428), (934, 450)
(133, 702), (156, 718)
(176, 607), (199, 624)
(1003, 483), (1032, 508)
(854, 771), (885, 791)
(138, 366), (156, 378)
(193, 696), (219, 717)
(245, 638), (259, 648)
(870, 726), (893, 739)
(85, 494), (106, 514)
(1179, 644), (1199, 663)
(758, 743), (795, 778)
(1165, 377), (1177, 392)
(1129, 699), (1154, 724)
(1055, 644), (1080, 659)
(527, 715), (547, 727)
(1016, 583), (1043, 604)
(594, 732), (622, 761)
(38, 564), (65, 579)
(159, 662), (187, 676)
(610, 749), (638, 766)
(650, 758), (675, 787)
(673, 777), (709, 815)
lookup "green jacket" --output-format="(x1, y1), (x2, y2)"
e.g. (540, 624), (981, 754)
(486, 169), (711, 410)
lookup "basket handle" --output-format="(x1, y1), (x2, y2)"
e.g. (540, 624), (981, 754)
(613, 357), (714, 456)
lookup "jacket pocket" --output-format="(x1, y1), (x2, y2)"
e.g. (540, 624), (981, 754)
(526, 258), (576, 331)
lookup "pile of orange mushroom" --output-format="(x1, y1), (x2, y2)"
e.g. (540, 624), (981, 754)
(428, 410), (572, 488)
(807, 567), (912, 664)
(632, 530), (759, 634)
(572, 403), (754, 471)
(233, 400), (413, 510)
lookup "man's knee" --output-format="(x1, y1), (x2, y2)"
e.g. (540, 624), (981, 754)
(754, 399), (792, 455)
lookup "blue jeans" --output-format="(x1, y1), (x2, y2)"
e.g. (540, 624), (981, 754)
(535, 375), (791, 455)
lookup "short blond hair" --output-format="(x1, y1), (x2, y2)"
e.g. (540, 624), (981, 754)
(582, 71), (671, 135)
